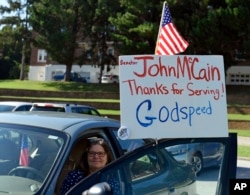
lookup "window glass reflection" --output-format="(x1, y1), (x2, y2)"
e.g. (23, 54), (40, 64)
(166, 142), (225, 195)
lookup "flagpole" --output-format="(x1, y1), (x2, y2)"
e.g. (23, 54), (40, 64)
(154, 1), (167, 54)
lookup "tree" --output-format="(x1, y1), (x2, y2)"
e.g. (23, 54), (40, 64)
(81, 0), (120, 83)
(109, 0), (161, 55)
(0, 26), (27, 79)
(109, 0), (250, 69)
(29, 0), (119, 82)
(30, 0), (84, 81)
(0, 0), (32, 80)
(185, 0), (250, 69)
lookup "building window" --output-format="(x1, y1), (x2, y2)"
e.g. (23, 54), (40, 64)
(229, 74), (250, 84)
(37, 49), (47, 62)
(107, 47), (114, 55)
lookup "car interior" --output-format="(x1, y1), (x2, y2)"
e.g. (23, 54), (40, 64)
(54, 134), (115, 195)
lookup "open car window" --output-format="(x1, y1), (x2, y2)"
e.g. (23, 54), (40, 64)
(67, 133), (237, 195)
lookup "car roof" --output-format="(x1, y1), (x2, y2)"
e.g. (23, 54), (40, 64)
(0, 101), (33, 106)
(0, 112), (119, 132)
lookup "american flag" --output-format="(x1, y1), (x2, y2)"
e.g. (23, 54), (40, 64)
(19, 134), (29, 166)
(155, 2), (189, 55)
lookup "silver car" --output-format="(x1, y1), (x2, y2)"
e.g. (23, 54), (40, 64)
(166, 142), (224, 175)
(30, 102), (101, 116)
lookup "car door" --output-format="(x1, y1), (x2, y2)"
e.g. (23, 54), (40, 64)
(66, 133), (237, 195)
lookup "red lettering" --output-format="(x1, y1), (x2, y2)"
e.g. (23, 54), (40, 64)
(131, 55), (221, 82)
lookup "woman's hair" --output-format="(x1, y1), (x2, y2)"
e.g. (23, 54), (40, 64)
(77, 138), (113, 173)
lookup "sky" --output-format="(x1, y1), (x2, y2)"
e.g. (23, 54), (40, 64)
(0, 1), (11, 18)
(0, 0), (26, 20)
(1, 0), (8, 8)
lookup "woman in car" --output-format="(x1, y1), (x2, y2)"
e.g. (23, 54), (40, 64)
(60, 138), (120, 195)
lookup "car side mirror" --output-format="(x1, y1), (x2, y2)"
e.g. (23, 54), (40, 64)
(82, 182), (112, 195)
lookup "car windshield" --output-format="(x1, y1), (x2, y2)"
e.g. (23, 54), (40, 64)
(0, 124), (65, 194)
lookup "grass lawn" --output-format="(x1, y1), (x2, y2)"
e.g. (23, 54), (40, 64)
(0, 95), (120, 103)
(230, 130), (250, 137)
(230, 130), (250, 158)
(0, 80), (120, 92)
(228, 114), (250, 120)
(238, 145), (250, 158)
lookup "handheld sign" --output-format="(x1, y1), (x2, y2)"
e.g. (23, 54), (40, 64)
(119, 55), (228, 139)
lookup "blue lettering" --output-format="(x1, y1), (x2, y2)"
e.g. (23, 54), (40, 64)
(159, 106), (169, 122)
(136, 99), (157, 127)
(171, 102), (180, 122)
(188, 106), (195, 126)
(180, 107), (188, 119)
(136, 100), (213, 127)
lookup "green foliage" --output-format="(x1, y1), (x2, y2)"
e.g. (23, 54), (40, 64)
(110, 0), (250, 68)
(109, 0), (160, 54)
(29, 0), (120, 81)
(1, 0), (250, 79)
(0, 0), (31, 80)
(9, 64), (20, 79)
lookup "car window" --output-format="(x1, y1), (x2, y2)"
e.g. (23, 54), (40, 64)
(68, 135), (237, 195)
(89, 108), (101, 116)
(71, 107), (85, 114)
(111, 129), (151, 154)
(0, 105), (15, 112)
(70, 107), (100, 116)
(31, 106), (65, 112)
(15, 105), (32, 111)
(130, 153), (162, 182)
(0, 125), (66, 193)
(166, 142), (225, 175)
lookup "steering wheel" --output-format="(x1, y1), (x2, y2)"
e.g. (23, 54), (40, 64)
(8, 166), (45, 182)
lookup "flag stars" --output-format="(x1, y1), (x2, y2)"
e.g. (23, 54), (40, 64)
(162, 6), (172, 26)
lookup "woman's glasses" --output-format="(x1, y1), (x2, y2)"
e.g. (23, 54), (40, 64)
(88, 151), (106, 157)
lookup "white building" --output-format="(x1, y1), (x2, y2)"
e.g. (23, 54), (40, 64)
(28, 64), (119, 83)
(29, 45), (119, 83)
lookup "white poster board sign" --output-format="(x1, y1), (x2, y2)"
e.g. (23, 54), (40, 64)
(118, 55), (228, 139)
